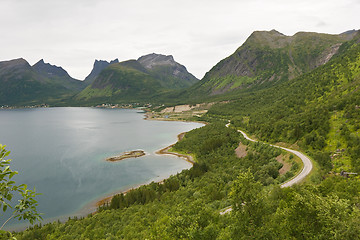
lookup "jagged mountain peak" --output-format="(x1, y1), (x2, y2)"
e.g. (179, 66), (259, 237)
(94, 58), (119, 65)
(94, 59), (107, 64)
(110, 58), (119, 64)
(33, 59), (62, 69)
(31, 59), (84, 91)
(33, 59), (71, 78)
(84, 58), (119, 84)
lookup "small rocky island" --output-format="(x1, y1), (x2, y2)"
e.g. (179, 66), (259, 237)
(106, 150), (145, 162)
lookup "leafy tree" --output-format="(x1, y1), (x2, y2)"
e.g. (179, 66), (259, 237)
(229, 170), (265, 238)
(0, 144), (42, 235)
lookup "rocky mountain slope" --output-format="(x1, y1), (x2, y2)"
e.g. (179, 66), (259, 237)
(33, 59), (85, 91)
(84, 59), (119, 85)
(137, 53), (198, 89)
(189, 29), (357, 96)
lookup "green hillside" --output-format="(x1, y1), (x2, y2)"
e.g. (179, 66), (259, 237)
(76, 60), (165, 104)
(15, 125), (360, 239)
(137, 53), (199, 89)
(0, 59), (77, 106)
(206, 31), (360, 173)
(76, 54), (199, 105)
(186, 30), (355, 97)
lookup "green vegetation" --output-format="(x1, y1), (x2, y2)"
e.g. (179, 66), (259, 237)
(184, 30), (351, 97)
(75, 61), (164, 104)
(4, 30), (360, 239)
(145, 64), (198, 89)
(206, 34), (360, 174)
(0, 68), (77, 106)
(0, 145), (41, 239)
(15, 124), (360, 239)
(75, 56), (199, 105)
(0, 59), (84, 106)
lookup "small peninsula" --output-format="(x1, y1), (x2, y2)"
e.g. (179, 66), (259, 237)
(106, 150), (145, 162)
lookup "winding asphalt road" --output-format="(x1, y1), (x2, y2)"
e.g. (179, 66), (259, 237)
(237, 130), (313, 188)
(221, 123), (314, 215)
(220, 121), (313, 215)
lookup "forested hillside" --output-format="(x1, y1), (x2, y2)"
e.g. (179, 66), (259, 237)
(15, 124), (360, 239)
(206, 32), (360, 174)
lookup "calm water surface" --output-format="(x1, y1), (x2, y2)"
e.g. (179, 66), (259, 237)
(0, 107), (203, 230)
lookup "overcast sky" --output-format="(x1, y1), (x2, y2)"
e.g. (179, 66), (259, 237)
(1, 0), (359, 80)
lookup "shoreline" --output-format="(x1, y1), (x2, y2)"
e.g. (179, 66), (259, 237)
(89, 111), (205, 209)
(91, 132), (195, 209)
(155, 132), (195, 164)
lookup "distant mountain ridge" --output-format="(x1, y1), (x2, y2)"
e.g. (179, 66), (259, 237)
(188, 29), (358, 96)
(33, 59), (73, 79)
(33, 59), (85, 91)
(0, 58), (75, 105)
(76, 53), (199, 103)
(0, 53), (198, 105)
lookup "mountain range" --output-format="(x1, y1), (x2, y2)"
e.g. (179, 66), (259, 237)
(0, 53), (198, 106)
(0, 29), (358, 106)
(76, 53), (198, 104)
(0, 58), (80, 106)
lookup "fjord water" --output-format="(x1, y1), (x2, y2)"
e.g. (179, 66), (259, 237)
(0, 108), (203, 230)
